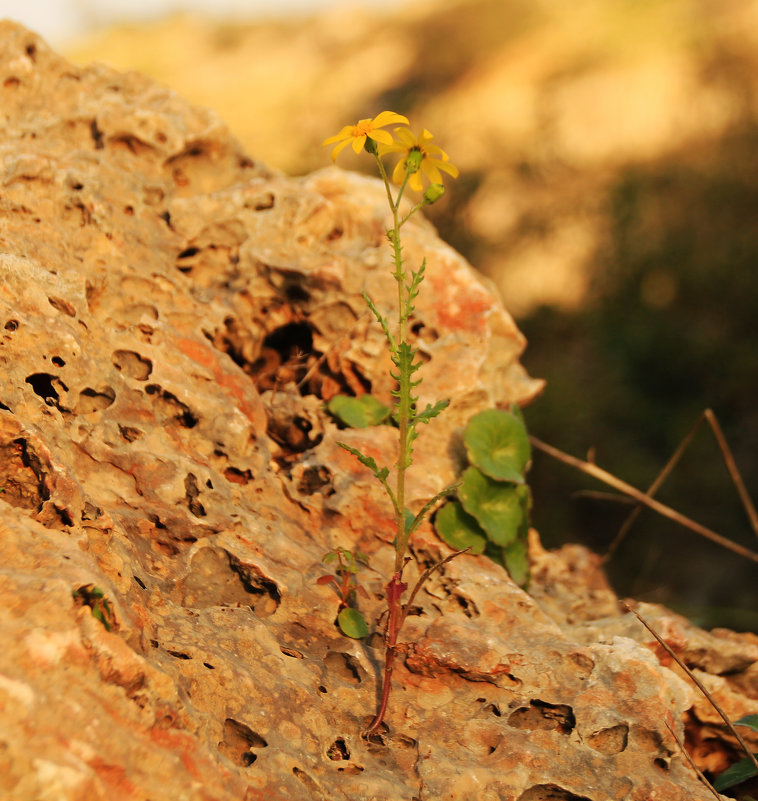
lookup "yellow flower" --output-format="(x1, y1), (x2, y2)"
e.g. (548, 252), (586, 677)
(322, 111), (410, 161)
(380, 128), (459, 191)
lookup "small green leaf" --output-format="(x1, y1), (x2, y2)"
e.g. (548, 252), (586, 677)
(404, 507), (414, 533)
(502, 535), (529, 588)
(328, 395), (391, 428)
(337, 442), (390, 481)
(435, 501), (487, 555)
(459, 467), (529, 546)
(413, 399), (449, 426)
(464, 408), (530, 483)
(337, 608), (369, 639)
(713, 755), (758, 791)
(735, 714), (758, 733)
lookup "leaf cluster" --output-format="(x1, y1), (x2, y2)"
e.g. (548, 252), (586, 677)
(435, 407), (532, 586)
(713, 715), (758, 792)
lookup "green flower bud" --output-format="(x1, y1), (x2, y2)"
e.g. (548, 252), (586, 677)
(423, 183), (445, 205)
(405, 147), (424, 174)
(364, 137), (379, 155)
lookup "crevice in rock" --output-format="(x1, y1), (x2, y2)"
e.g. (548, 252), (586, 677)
(508, 700), (576, 734)
(174, 547), (280, 615)
(75, 386), (116, 414)
(323, 651), (363, 685)
(518, 784), (594, 801)
(144, 384), (198, 428)
(183, 473), (206, 518)
(112, 349), (152, 380)
(587, 723), (628, 755)
(218, 718), (267, 767)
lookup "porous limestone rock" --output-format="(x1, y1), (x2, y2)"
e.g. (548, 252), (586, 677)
(0, 20), (755, 801)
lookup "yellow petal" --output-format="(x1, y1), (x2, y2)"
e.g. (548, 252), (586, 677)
(351, 135), (367, 154)
(392, 159), (406, 184)
(422, 162), (443, 185)
(372, 110), (409, 128)
(322, 126), (353, 146)
(437, 159), (459, 177)
(329, 137), (353, 161)
(369, 129), (395, 145)
(408, 171), (424, 192)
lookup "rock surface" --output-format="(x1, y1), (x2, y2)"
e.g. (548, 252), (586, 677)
(0, 21), (756, 801)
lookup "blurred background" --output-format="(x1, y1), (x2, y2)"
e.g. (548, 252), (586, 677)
(4, 0), (758, 630)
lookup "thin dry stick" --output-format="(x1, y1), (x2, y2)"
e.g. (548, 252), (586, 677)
(605, 409), (758, 561)
(704, 409), (758, 540)
(625, 603), (758, 775)
(604, 411), (708, 561)
(663, 719), (723, 801)
(529, 436), (758, 565)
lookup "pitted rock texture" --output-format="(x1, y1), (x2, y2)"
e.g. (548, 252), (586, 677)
(0, 21), (756, 801)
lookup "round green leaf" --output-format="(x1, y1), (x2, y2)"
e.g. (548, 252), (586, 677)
(502, 536), (529, 588)
(337, 607), (369, 639)
(464, 408), (530, 483)
(459, 466), (529, 546)
(435, 500), (487, 555)
(327, 394), (391, 428)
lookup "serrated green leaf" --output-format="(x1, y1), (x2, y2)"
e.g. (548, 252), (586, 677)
(414, 399), (449, 426)
(464, 409), (530, 483)
(338, 608), (369, 639)
(459, 466), (529, 546)
(735, 714), (758, 733)
(327, 394), (391, 428)
(435, 501), (487, 555)
(337, 442), (390, 481)
(502, 535), (529, 588)
(713, 755), (758, 791)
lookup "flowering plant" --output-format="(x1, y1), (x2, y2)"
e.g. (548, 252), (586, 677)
(322, 111), (463, 736)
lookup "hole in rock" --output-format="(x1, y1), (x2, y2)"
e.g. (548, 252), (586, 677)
(4, 76), (20, 88)
(218, 718), (267, 767)
(244, 192), (275, 211)
(327, 738), (349, 761)
(75, 386), (116, 414)
(112, 350), (152, 380)
(109, 133), (155, 156)
(203, 662), (215, 669)
(25, 42), (37, 61)
(166, 650), (191, 660)
(118, 425), (142, 442)
(224, 466), (251, 485)
(587, 723), (628, 755)
(133, 576), (146, 589)
(51, 356), (65, 367)
(144, 384), (198, 428)
(0, 437), (48, 511)
(292, 767), (322, 794)
(296, 465), (332, 496)
(518, 785), (593, 801)
(508, 700), (575, 734)
(48, 296), (76, 317)
(280, 647), (304, 659)
(177, 246), (200, 260)
(252, 322), (314, 392)
(324, 652), (363, 685)
(4, 320), (18, 331)
(25, 373), (64, 406)
(654, 757), (669, 771)
(184, 473), (206, 517)
(176, 547), (280, 615)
